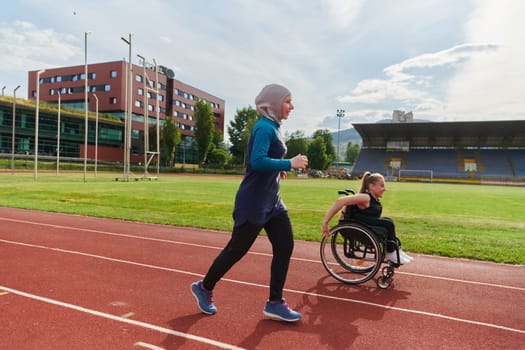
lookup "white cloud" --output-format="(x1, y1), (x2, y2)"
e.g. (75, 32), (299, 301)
(322, 0), (366, 29)
(337, 42), (501, 121)
(444, 0), (525, 120)
(0, 0), (523, 139)
(0, 21), (80, 71)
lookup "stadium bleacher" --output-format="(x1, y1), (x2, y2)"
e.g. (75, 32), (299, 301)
(351, 118), (525, 184)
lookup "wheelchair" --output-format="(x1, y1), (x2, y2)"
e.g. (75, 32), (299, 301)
(320, 190), (402, 289)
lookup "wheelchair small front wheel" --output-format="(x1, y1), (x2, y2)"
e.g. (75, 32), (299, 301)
(382, 265), (394, 278)
(376, 275), (392, 289)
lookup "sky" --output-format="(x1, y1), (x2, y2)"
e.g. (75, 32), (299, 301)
(1, 0), (524, 138)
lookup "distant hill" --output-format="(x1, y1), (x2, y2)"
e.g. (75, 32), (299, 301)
(304, 128), (361, 158)
(329, 128), (362, 147)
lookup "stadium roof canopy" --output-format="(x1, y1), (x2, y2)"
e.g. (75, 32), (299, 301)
(352, 120), (525, 148)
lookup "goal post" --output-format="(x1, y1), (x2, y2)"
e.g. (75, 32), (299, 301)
(398, 169), (433, 183)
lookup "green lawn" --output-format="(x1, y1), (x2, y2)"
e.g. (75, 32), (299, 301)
(0, 172), (523, 264)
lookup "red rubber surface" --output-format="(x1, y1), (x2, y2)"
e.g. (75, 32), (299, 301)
(0, 207), (523, 349)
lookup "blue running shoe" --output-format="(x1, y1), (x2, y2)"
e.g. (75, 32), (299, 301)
(263, 299), (301, 322)
(191, 281), (217, 315)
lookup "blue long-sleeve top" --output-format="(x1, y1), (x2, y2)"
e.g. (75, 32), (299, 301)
(233, 117), (292, 227)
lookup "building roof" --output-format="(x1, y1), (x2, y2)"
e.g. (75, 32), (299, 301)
(353, 120), (525, 148)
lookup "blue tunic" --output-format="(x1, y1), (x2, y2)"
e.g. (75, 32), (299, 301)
(233, 117), (292, 227)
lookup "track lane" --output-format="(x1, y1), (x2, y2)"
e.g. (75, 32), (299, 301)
(1, 207), (524, 349)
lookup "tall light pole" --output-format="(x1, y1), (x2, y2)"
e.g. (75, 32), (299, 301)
(137, 53), (148, 177)
(34, 69), (45, 180)
(121, 33), (133, 181)
(92, 93), (99, 176)
(336, 109), (345, 163)
(153, 58), (160, 178)
(11, 85), (20, 174)
(56, 90), (61, 175)
(83, 31), (91, 182)
(2, 86), (6, 96)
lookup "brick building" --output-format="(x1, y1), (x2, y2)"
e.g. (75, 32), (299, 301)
(26, 60), (224, 163)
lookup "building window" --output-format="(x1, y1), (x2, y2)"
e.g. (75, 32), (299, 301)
(138, 88), (144, 96)
(104, 85), (110, 92)
(136, 74), (143, 83)
(110, 97), (117, 104)
(110, 70), (117, 78)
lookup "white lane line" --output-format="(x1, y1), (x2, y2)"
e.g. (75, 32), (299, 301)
(0, 285), (244, 350)
(397, 271), (525, 291)
(1, 238), (524, 335)
(0, 238), (203, 278)
(289, 286), (525, 335)
(1, 217), (523, 291)
(134, 342), (165, 350)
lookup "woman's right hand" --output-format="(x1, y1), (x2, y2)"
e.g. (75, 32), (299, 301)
(322, 220), (330, 238)
(290, 154), (308, 169)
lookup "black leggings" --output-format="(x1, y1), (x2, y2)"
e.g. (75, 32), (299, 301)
(202, 211), (294, 302)
(355, 216), (398, 252)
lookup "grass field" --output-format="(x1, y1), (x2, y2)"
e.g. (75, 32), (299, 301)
(0, 172), (523, 264)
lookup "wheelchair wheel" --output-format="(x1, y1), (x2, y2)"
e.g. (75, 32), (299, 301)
(320, 223), (382, 285)
(376, 276), (392, 289)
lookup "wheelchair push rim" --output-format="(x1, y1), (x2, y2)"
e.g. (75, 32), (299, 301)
(320, 223), (383, 285)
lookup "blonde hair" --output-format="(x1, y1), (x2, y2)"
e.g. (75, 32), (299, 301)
(359, 172), (384, 193)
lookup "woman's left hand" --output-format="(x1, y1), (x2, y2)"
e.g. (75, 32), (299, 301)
(280, 171), (287, 180)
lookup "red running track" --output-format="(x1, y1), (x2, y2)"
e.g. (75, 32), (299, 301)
(0, 207), (524, 349)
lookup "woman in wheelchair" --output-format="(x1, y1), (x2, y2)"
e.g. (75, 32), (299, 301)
(322, 171), (413, 265)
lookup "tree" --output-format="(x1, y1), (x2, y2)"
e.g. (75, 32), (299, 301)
(206, 147), (229, 167)
(345, 142), (360, 164)
(312, 129), (335, 164)
(194, 99), (215, 164)
(227, 106), (259, 164)
(212, 129), (223, 148)
(307, 136), (329, 170)
(285, 130), (308, 157)
(160, 115), (180, 167)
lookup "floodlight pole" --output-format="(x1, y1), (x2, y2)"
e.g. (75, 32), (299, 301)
(34, 69), (45, 180)
(336, 109), (345, 162)
(121, 33), (133, 181)
(137, 53), (148, 177)
(2, 86), (6, 96)
(153, 58), (160, 178)
(56, 90), (61, 175)
(83, 31), (91, 182)
(11, 85), (20, 175)
(92, 93), (99, 176)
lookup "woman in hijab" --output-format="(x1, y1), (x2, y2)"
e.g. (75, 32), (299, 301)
(191, 83), (308, 322)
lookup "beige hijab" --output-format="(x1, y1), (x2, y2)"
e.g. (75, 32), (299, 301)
(255, 84), (291, 125)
